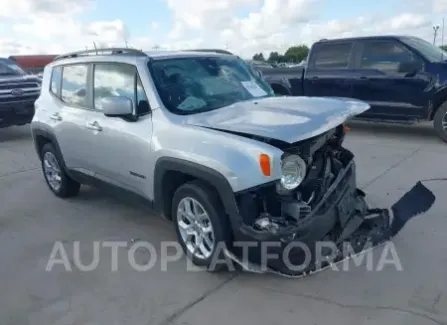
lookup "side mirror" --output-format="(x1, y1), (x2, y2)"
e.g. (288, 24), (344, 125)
(398, 61), (422, 76)
(101, 96), (133, 118)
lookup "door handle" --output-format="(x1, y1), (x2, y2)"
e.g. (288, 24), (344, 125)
(359, 76), (368, 80)
(49, 112), (62, 121)
(310, 76), (319, 80)
(86, 121), (102, 131)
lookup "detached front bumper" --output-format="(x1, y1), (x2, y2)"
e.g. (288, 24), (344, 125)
(228, 159), (393, 276)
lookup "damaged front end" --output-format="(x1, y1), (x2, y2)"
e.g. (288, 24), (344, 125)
(227, 125), (397, 276)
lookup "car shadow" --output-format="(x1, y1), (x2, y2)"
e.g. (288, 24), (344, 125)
(0, 126), (32, 143)
(347, 121), (443, 144)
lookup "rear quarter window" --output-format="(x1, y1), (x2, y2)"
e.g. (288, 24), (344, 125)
(312, 43), (353, 69)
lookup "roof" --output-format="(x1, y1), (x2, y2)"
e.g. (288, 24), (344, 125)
(315, 35), (411, 44)
(51, 48), (236, 65)
(144, 50), (235, 59)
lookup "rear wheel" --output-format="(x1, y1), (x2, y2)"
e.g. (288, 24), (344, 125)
(433, 102), (447, 143)
(41, 143), (80, 198)
(172, 180), (231, 271)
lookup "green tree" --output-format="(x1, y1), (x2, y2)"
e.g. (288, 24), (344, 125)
(268, 51), (283, 63)
(254, 44), (310, 64)
(440, 45), (447, 51)
(284, 45), (309, 63)
(252, 53), (265, 61)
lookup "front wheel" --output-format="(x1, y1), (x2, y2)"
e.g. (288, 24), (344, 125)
(172, 180), (231, 272)
(433, 102), (447, 143)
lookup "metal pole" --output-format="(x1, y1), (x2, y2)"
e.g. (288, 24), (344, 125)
(433, 25), (440, 45)
(442, 18), (445, 48)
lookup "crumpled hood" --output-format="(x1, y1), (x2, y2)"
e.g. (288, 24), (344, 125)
(185, 96), (370, 143)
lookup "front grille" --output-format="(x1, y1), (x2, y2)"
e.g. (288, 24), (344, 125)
(0, 79), (40, 104)
(0, 82), (39, 90)
(318, 159), (354, 214)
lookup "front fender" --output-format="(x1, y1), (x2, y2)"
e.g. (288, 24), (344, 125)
(153, 157), (240, 227)
(152, 125), (283, 193)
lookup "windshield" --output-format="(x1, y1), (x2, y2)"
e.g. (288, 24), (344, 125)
(149, 56), (275, 114)
(0, 58), (26, 76)
(400, 36), (447, 62)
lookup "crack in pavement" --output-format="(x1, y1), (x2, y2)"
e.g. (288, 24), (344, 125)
(156, 273), (239, 325)
(362, 146), (423, 190)
(263, 287), (447, 325)
(0, 167), (39, 179)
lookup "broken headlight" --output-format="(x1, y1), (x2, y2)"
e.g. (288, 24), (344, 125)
(280, 154), (307, 190)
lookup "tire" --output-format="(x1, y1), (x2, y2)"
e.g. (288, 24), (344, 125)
(271, 84), (290, 97)
(433, 102), (447, 143)
(172, 180), (231, 272)
(41, 143), (81, 198)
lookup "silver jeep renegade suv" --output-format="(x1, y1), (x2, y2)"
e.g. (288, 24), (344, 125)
(31, 48), (393, 276)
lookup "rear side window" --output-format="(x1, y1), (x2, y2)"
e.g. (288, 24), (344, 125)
(50, 66), (62, 96)
(313, 43), (353, 69)
(61, 64), (88, 107)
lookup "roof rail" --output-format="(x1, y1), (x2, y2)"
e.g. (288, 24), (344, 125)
(318, 38), (329, 42)
(54, 47), (147, 61)
(184, 49), (234, 55)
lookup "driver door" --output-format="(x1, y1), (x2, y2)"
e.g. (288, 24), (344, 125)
(83, 62), (153, 196)
(352, 39), (431, 120)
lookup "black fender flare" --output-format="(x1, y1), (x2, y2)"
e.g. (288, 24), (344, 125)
(269, 82), (292, 96)
(153, 157), (241, 229)
(431, 87), (447, 119)
(31, 127), (67, 170)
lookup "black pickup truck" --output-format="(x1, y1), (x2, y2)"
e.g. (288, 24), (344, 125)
(258, 35), (447, 142)
(0, 57), (41, 128)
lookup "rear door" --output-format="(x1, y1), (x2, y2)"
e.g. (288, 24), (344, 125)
(352, 39), (431, 120)
(304, 41), (357, 98)
(47, 63), (93, 173)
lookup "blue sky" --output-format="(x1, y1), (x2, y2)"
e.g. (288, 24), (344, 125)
(0, 0), (444, 56)
(79, 0), (407, 41)
(79, 0), (173, 39)
(80, 0), (441, 48)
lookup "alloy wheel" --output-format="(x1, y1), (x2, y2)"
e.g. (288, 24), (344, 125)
(176, 197), (215, 259)
(43, 152), (62, 191)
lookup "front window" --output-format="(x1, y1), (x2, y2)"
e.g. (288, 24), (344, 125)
(149, 56), (275, 114)
(400, 36), (447, 62)
(0, 58), (26, 76)
(93, 62), (150, 115)
(360, 40), (418, 73)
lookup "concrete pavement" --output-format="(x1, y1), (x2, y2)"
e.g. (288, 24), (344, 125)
(1, 122), (446, 325)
